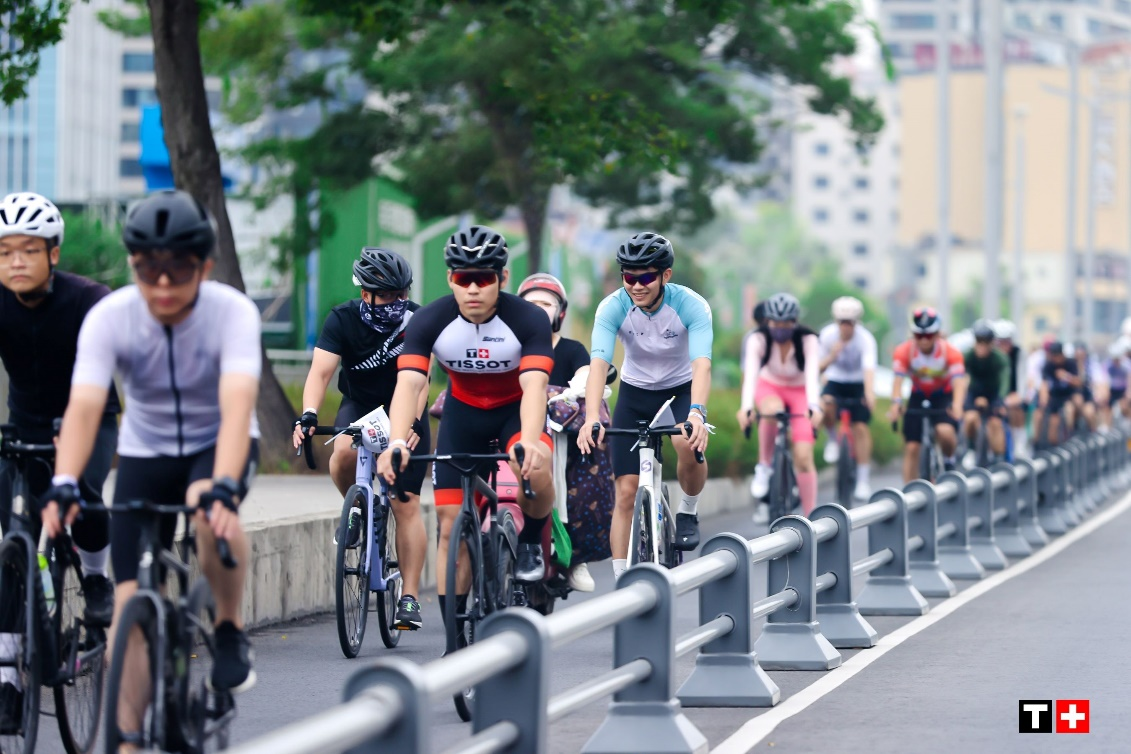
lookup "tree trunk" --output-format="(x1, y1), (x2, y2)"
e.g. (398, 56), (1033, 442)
(517, 183), (550, 274)
(149, 0), (297, 470)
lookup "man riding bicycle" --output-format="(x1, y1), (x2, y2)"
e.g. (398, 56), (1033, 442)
(0, 192), (120, 726)
(292, 248), (429, 630)
(818, 296), (877, 501)
(738, 293), (823, 518)
(961, 320), (1009, 462)
(376, 225), (555, 626)
(576, 232), (712, 578)
(888, 308), (968, 483)
(992, 319), (1029, 459)
(1073, 342), (1106, 432)
(1032, 340), (1079, 447)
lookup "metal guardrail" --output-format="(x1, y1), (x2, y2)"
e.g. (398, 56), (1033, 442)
(228, 430), (1130, 754)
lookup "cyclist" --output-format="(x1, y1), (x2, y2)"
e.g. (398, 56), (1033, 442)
(516, 272), (597, 592)
(576, 232), (712, 578)
(818, 296), (877, 501)
(292, 248), (429, 630)
(1032, 340), (1079, 446)
(376, 226), (556, 626)
(1073, 342), (1106, 431)
(887, 307), (968, 483)
(992, 319), (1029, 458)
(43, 191), (261, 713)
(737, 293), (822, 519)
(961, 320), (1009, 462)
(1104, 338), (1131, 427)
(0, 192), (119, 725)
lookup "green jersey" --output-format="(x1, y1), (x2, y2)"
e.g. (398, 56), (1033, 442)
(963, 348), (1009, 398)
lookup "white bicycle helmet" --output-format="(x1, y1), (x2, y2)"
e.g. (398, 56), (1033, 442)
(831, 296), (864, 322)
(1122, 317), (1131, 338)
(0, 192), (64, 244)
(993, 319), (1016, 341)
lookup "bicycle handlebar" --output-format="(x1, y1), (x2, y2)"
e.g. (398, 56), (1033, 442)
(743, 409), (811, 440)
(584, 422), (705, 464)
(391, 445), (536, 502)
(110, 500), (237, 569)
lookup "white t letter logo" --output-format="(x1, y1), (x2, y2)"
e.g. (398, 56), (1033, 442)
(1023, 703), (1048, 729)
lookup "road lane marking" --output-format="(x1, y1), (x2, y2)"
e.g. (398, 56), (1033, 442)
(712, 489), (1131, 754)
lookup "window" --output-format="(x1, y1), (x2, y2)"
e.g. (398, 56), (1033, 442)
(1035, 316), (1048, 332)
(122, 88), (158, 108)
(853, 209), (869, 224)
(890, 13), (935, 30)
(813, 208), (829, 223)
(854, 176), (869, 190)
(1117, 0), (1131, 15)
(815, 142), (830, 156)
(120, 158), (144, 178)
(120, 122), (140, 142)
(854, 277), (869, 291)
(916, 263), (928, 279)
(814, 175), (829, 189)
(853, 243), (869, 257)
(1015, 12), (1033, 29)
(1048, 13), (1064, 29)
(122, 52), (154, 72)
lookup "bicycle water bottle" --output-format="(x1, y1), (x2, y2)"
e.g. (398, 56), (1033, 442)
(37, 553), (56, 616)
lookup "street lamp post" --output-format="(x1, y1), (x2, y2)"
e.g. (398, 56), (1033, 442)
(1012, 106), (1027, 331)
(937, 0), (951, 327)
(983, 0), (1004, 320)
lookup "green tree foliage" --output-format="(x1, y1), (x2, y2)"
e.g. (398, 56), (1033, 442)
(56, 210), (131, 289)
(0, 0), (72, 105)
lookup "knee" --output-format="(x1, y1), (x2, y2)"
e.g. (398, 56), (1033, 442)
(793, 444), (815, 471)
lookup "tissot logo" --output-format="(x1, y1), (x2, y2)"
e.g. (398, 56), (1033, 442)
(1055, 700), (1089, 734)
(1018, 699), (1090, 733)
(1018, 700), (1051, 733)
(465, 349), (478, 358)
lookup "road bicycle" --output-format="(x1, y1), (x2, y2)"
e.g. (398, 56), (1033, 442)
(0, 425), (106, 754)
(102, 499), (237, 754)
(300, 408), (403, 658)
(826, 397), (867, 508)
(963, 398), (1005, 469)
(591, 397), (703, 569)
(393, 444), (534, 723)
(893, 401), (948, 482)
(747, 411), (808, 522)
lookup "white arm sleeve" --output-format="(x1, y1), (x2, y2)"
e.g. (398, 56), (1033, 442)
(803, 334), (822, 407)
(862, 329), (879, 371)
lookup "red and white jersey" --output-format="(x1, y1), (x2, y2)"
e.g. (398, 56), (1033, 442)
(892, 339), (965, 394)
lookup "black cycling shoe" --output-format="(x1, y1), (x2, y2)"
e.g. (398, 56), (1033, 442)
(943, 459), (957, 473)
(0, 682), (22, 735)
(394, 595), (422, 630)
(515, 543), (545, 582)
(208, 622), (256, 694)
(81, 573), (115, 627)
(675, 513), (700, 551)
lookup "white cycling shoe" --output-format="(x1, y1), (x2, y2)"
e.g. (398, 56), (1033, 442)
(823, 441), (840, 464)
(750, 463), (772, 500)
(752, 502), (770, 525)
(568, 562), (595, 592)
(853, 478), (871, 501)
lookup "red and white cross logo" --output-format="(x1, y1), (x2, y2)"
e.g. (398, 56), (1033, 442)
(1055, 700), (1089, 734)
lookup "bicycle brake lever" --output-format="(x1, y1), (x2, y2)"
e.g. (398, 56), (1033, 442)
(301, 435), (315, 470)
(390, 447), (409, 502)
(512, 443), (536, 500)
(682, 422), (705, 463)
(581, 422), (601, 466)
(216, 538), (238, 569)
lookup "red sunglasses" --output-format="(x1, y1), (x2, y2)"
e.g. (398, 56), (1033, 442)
(451, 270), (499, 288)
(622, 271), (660, 287)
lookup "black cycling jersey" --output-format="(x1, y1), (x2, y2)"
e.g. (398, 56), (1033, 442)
(1042, 358), (1078, 396)
(550, 337), (589, 387)
(315, 299), (421, 409)
(0, 270), (120, 427)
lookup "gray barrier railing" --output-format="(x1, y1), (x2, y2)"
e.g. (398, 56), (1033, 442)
(228, 430), (1130, 754)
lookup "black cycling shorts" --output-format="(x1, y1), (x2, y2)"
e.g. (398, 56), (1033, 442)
(336, 398), (430, 496)
(111, 440), (258, 584)
(963, 391), (1004, 413)
(1111, 386), (1127, 403)
(821, 381), (871, 424)
(902, 390), (957, 443)
(432, 394), (550, 506)
(610, 381), (692, 478)
(1045, 391), (1074, 416)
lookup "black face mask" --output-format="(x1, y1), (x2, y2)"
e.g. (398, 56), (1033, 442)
(360, 298), (409, 332)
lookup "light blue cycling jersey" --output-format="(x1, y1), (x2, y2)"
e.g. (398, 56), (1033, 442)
(590, 283), (713, 390)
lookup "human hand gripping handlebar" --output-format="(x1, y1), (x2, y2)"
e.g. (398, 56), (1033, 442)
(197, 489), (239, 569)
(589, 422), (705, 464)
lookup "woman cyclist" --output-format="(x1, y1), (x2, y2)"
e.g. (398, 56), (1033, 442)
(737, 293), (823, 519)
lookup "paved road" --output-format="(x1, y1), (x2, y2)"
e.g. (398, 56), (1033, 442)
(33, 465), (1127, 753)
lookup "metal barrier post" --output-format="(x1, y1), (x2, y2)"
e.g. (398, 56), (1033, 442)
(583, 564), (707, 754)
(812, 504), (879, 647)
(475, 609), (549, 753)
(1012, 458), (1049, 548)
(1035, 452), (1068, 534)
(987, 463), (1032, 558)
(1088, 436), (1107, 507)
(1068, 439), (1094, 513)
(342, 657), (430, 752)
(1053, 447), (1083, 526)
(856, 489), (929, 616)
(934, 472), (986, 579)
(678, 534), (780, 707)
(965, 467), (1008, 569)
(903, 480), (956, 597)
(754, 516), (842, 669)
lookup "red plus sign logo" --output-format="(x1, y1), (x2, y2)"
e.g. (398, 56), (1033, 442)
(478, 348), (490, 358)
(1055, 700), (1089, 733)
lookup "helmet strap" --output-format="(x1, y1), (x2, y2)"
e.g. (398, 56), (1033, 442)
(641, 282), (665, 313)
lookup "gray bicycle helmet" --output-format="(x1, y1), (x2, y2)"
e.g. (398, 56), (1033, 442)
(444, 225), (508, 270)
(616, 232), (674, 270)
(353, 247), (413, 291)
(123, 190), (216, 258)
(972, 319), (995, 342)
(763, 292), (801, 322)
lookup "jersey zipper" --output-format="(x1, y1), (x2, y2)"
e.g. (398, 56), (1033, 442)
(164, 325), (185, 455)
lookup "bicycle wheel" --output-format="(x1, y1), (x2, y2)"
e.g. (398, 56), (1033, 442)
(103, 596), (164, 754)
(0, 537), (40, 754)
(770, 448), (792, 521)
(835, 433), (854, 508)
(658, 486), (680, 569)
(334, 486), (370, 659)
(178, 581), (231, 753)
(54, 547), (105, 754)
(374, 503), (402, 650)
(975, 422), (990, 468)
(444, 509), (480, 723)
(629, 487), (655, 566)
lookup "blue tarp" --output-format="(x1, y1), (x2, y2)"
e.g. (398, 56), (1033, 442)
(139, 105), (233, 192)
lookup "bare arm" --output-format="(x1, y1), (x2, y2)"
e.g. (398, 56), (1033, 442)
(685, 356), (712, 453)
(301, 348), (341, 414)
(213, 373), (259, 482)
(415, 357), (435, 419)
(950, 375), (969, 417)
(516, 370), (550, 476)
(577, 358), (610, 452)
(863, 368), (876, 407)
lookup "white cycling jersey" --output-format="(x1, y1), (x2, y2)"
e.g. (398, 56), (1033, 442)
(818, 323), (878, 383)
(72, 281), (262, 457)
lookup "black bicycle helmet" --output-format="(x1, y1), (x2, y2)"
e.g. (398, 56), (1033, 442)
(122, 190), (216, 258)
(353, 247), (413, 291)
(763, 292), (801, 322)
(444, 225), (508, 270)
(1047, 340), (1064, 356)
(616, 232), (674, 270)
(972, 319), (995, 342)
(910, 307), (942, 335)
(752, 301), (767, 326)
